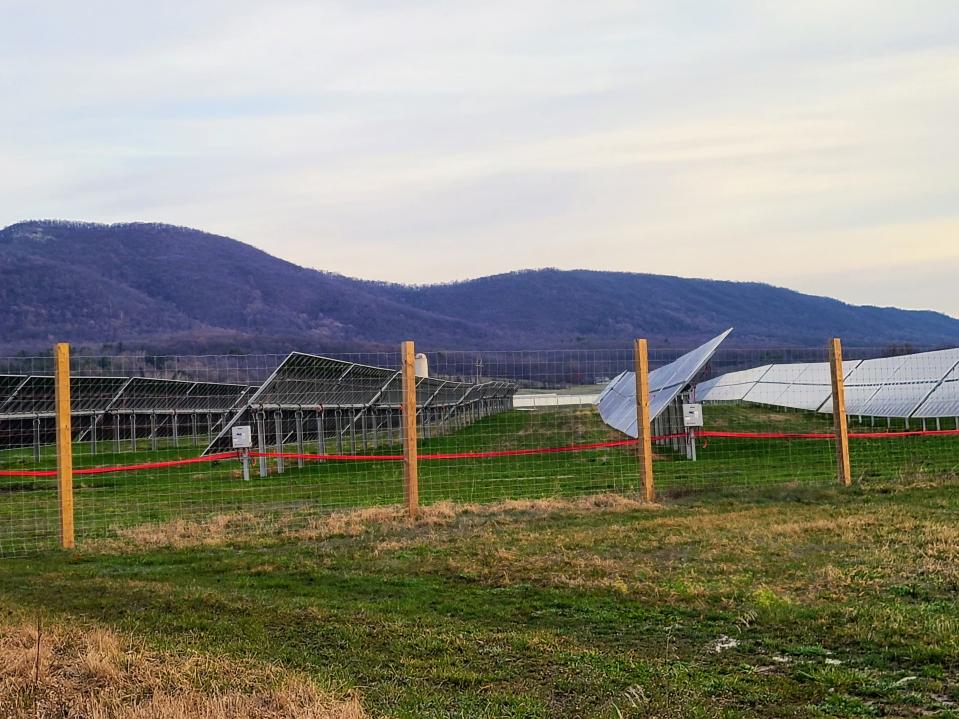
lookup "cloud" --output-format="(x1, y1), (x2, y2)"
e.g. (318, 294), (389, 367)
(1, 0), (957, 317)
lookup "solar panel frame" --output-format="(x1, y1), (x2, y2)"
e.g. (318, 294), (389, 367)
(912, 380), (959, 418)
(201, 351), (518, 455)
(596, 329), (733, 438)
(855, 382), (939, 418)
(0, 376), (56, 416)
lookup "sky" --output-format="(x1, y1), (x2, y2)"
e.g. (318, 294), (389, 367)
(2, 1), (958, 316)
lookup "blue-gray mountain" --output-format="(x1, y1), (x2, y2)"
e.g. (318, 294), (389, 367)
(1, 220), (957, 352)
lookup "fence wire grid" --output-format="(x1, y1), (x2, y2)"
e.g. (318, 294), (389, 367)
(0, 345), (956, 556)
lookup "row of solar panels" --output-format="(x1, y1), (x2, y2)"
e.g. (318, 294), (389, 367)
(204, 353), (518, 452)
(0, 352), (519, 423)
(694, 348), (959, 418)
(247, 353), (515, 411)
(596, 329), (732, 438)
(0, 375), (253, 419)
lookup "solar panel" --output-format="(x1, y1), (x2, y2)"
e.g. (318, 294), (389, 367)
(770, 384), (833, 412)
(71, 377), (130, 413)
(694, 365), (772, 402)
(648, 329), (733, 393)
(0, 376), (55, 416)
(835, 384), (883, 415)
(843, 355), (907, 386)
(201, 352), (518, 455)
(887, 348), (959, 383)
(0, 375), (28, 412)
(759, 363), (813, 384)
(912, 380), (959, 418)
(596, 329), (732, 438)
(855, 382), (938, 418)
(180, 382), (251, 412)
(741, 382), (791, 406)
(110, 377), (197, 413)
(695, 382), (754, 402)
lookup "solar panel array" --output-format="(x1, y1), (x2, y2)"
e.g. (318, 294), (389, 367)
(596, 329), (733, 438)
(203, 352), (518, 456)
(695, 348), (959, 419)
(0, 375), (251, 420)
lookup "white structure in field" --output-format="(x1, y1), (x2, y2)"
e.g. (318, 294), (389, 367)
(595, 328), (733, 438)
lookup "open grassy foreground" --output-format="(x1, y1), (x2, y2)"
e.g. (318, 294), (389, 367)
(1, 479), (957, 717)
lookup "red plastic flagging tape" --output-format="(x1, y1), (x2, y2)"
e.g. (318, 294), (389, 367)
(0, 429), (956, 477)
(0, 452), (238, 478)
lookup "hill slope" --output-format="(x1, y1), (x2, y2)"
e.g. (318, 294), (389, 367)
(1, 220), (957, 351)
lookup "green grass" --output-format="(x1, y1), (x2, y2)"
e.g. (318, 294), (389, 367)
(0, 404), (956, 554)
(0, 479), (957, 717)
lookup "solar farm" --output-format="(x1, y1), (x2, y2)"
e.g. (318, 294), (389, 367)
(2, 335), (958, 717)
(1, 333), (957, 556)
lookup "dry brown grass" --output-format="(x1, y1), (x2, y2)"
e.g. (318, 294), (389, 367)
(0, 621), (366, 719)
(102, 493), (659, 551)
(362, 498), (959, 605)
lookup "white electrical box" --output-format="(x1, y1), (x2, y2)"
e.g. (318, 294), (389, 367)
(231, 425), (253, 448)
(682, 403), (704, 428)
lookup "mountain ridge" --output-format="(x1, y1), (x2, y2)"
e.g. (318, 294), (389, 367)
(1, 219), (956, 353)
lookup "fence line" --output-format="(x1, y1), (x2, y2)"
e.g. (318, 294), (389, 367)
(0, 339), (956, 556)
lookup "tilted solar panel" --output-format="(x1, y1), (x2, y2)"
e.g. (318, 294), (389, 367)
(596, 329), (732, 438)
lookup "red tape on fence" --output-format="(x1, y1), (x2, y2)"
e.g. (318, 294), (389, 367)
(0, 452), (239, 478)
(698, 429), (959, 440)
(0, 428), (956, 478)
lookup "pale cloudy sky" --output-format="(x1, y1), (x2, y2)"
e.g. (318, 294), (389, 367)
(2, 1), (958, 316)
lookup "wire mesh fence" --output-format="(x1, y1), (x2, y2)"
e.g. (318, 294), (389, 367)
(0, 342), (956, 556)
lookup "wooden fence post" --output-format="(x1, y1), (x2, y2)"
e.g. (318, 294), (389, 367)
(54, 342), (75, 549)
(633, 339), (655, 502)
(401, 340), (419, 518)
(829, 337), (852, 486)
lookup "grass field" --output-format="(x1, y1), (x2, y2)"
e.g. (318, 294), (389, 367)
(1, 404), (957, 554)
(1, 478), (957, 717)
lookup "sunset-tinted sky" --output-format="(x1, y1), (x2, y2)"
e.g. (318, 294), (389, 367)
(3, 1), (958, 315)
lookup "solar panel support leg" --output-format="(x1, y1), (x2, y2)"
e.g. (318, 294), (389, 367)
(172, 412), (179, 448)
(274, 411), (284, 473)
(335, 410), (343, 454)
(207, 413), (213, 441)
(295, 411), (304, 468)
(33, 417), (41, 462)
(256, 411), (268, 477)
(360, 409), (368, 451)
(114, 414), (121, 453)
(191, 413), (198, 446)
(316, 411), (326, 461)
(687, 428), (697, 462)
(349, 412), (357, 454)
(150, 413), (158, 451)
(90, 414), (98, 456)
(130, 415), (137, 451)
